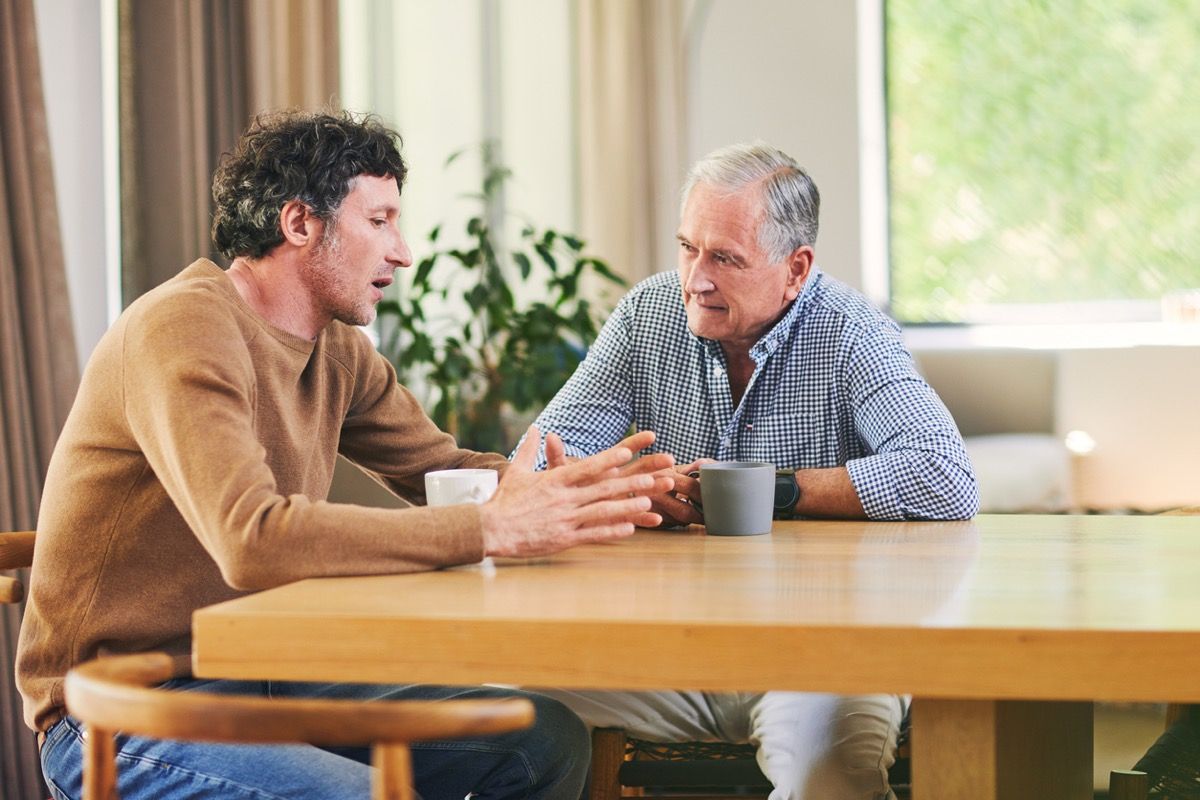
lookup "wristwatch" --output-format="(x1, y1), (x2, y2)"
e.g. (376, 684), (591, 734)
(773, 469), (801, 519)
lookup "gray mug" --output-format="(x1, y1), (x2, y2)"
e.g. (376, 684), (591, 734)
(698, 461), (775, 536)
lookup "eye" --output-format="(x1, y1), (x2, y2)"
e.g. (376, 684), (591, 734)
(371, 218), (388, 228)
(679, 241), (697, 253)
(713, 253), (731, 265)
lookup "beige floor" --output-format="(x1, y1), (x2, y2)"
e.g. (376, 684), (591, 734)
(1094, 702), (1165, 791)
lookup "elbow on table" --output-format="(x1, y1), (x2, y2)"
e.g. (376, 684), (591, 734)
(208, 537), (295, 592)
(918, 466), (980, 521)
(898, 453), (980, 521)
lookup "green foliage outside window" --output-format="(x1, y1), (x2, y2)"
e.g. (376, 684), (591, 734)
(887, 0), (1200, 323)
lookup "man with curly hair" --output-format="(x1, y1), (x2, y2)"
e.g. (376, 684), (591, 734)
(18, 110), (674, 800)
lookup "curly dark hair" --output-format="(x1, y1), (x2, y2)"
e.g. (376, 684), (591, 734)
(211, 110), (407, 259)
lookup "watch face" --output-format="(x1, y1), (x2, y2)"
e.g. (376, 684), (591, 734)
(774, 473), (799, 509)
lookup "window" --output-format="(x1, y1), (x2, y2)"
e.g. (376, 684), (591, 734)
(886, 0), (1200, 325)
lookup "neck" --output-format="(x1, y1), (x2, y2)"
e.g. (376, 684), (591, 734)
(720, 344), (757, 408)
(227, 257), (327, 341)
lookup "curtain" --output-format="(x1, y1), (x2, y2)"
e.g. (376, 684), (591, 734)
(575, 0), (688, 284)
(0, 0), (80, 796)
(119, 0), (340, 304)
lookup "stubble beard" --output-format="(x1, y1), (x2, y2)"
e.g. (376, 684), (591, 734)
(302, 222), (376, 328)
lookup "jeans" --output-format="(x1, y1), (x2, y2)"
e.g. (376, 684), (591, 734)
(40, 678), (589, 800)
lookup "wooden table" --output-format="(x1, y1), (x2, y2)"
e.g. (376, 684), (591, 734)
(193, 515), (1200, 799)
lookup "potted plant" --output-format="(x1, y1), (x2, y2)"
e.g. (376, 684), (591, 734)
(376, 143), (624, 453)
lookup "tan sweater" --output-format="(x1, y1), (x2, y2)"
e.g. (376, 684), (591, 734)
(17, 260), (506, 731)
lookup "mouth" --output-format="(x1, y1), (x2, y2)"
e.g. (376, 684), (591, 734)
(689, 297), (727, 313)
(371, 276), (393, 290)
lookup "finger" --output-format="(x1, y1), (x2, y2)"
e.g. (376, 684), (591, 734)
(631, 511), (664, 528)
(544, 432), (568, 470)
(671, 471), (701, 499)
(614, 430), (656, 454)
(653, 493), (704, 525)
(570, 473), (658, 506)
(555, 444), (635, 483)
(649, 475), (676, 495)
(569, 522), (639, 545)
(570, 473), (672, 505)
(569, 495), (654, 526)
(618, 453), (676, 477)
(508, 425), (541, 473)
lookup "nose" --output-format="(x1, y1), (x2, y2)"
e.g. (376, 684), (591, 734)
(682, 255), (716, 295)
(389, 228), (413, 269)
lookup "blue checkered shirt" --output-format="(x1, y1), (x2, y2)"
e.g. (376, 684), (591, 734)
(530, 267), (979, 521)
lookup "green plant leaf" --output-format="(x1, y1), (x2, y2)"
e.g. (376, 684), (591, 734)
(513, 252), (532, 279)
(534, 243), (557, 272)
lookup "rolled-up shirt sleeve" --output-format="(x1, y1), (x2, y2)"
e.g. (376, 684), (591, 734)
(842, 321), (980, 520)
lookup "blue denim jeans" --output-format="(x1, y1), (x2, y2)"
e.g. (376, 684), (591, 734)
(40, 678), (589, 800)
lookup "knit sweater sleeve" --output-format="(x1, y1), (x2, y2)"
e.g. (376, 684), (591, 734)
(121, 295), (486, 591)
(334, 329), (509, 501)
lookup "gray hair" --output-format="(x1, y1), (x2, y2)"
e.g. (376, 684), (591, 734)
(680, 142), (820, 262)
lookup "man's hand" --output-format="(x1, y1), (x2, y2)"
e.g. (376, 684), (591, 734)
(480, 427), (676, 557)
(639, 458), (714, 528)
(546, 437), (710, 529)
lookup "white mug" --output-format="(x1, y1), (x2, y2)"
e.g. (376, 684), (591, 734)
(424, 468), (499, 507)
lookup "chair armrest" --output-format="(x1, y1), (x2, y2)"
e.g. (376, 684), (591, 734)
(0, 576), (22, 604)
(0, 530), (36, 570)
(65, 653), (535, 745)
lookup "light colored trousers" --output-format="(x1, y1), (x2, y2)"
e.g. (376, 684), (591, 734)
(535, 689), (905, 800)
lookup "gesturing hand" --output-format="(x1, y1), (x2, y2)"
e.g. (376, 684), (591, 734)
(480, 427), (675, 558)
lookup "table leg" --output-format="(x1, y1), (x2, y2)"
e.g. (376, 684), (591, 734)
(911, 699), (1093, 800)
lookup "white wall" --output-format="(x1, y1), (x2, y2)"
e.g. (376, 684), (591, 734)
(688, 1), (864, 289)
(34, 0), (110, 368)
(340, 0), (575, 260)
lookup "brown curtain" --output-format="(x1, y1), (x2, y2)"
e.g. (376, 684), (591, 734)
(576, 0), (687, 284)
(0, 0), (80, 796)
(119, 0), (340, 304)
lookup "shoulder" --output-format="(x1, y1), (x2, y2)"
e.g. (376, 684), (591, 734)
(612, 270), (687, 333)
(623, 270), (682, 309)
(121, 262), (248, 352)
(800, 269), (902, 343)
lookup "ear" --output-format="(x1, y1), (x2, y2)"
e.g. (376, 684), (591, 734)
(278, 200), (322, 248)
(783, 246), (814, 301)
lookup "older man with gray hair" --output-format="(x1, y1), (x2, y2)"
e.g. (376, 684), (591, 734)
(528, 143), (978, 799)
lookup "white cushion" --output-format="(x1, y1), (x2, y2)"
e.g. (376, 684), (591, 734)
(963, 434), (1072, 513)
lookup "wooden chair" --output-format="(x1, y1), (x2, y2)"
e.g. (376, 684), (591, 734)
(65, 652), (535, 800)
(5, 529), (534, 799)
(0, 529), (37, 603)
(590, 719), (911, 800)
(1108, 769), (1149, 800)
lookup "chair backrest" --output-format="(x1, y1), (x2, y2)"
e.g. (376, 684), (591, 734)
(0, 530), (36, 604)
(65, 652), (535, 800)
